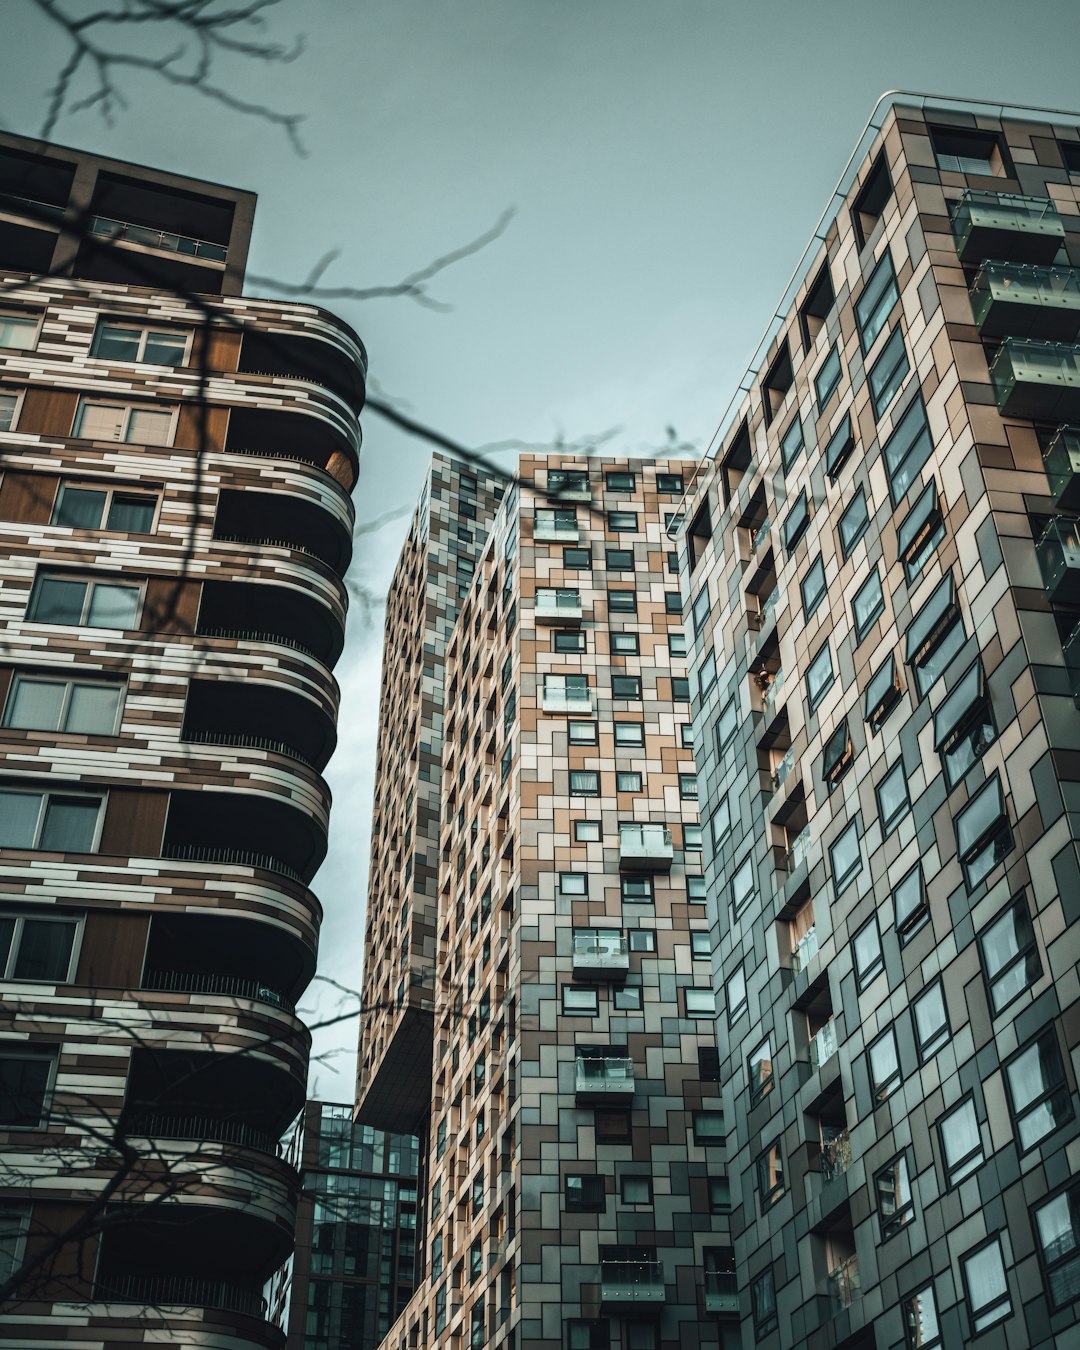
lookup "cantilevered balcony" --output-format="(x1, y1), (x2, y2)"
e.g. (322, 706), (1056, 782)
(1035, 517), (1080, 603)
(600, 1259), (666, 1308)
(704, 1270), (738, 1315)
(534, 510), (579, 542)
(969, 261), (1080, 341)
(951, 189), (1065, 265)
(535, 589), (583, 623)
(618, 824), (674, 872)
(542, 680), (593, 713)
(575, 1055), (635, 1102)
(989, 338), (1080, 420)
(572, 933), (630, 981)
(1041, 426), (1080, 509)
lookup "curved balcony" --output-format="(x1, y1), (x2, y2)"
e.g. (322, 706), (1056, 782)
(196, 577), (345, 668)
(213, 486), (352, 574)
(224, 403), (359, 492)
(181, 677), (337, 771)
(237, 324), (366, 415)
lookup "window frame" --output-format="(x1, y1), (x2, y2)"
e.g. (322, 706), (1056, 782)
(875, 1152), (914, 1240)
(610, 631), (639, 655)
(825, 414), (855, 480)
(606, 511), (638, 533)
(934, 661), (996, 788)
(0, 910), (83, 983)
(876, 759), (910, 836)
(613, 721), (645, 748)
(0, 1047), (58, 1128)
(619, 1174), (653, 1206)
(51, 482), (160, 535)
(955, 773), (1012, 891)
(620, 876), (654, 905)
(567, 720), (598, 745)
(0, 386), (25, 434)
(3, 672), (125, 737)
(574, 820), (601, 843)
(852, 916), (884, 990)
(883, 396), (935, 505)
(814, 345), (843, 410)
(868, 1026), (902, 1103)
(961, 1236), (1012, 1336)
(852, 567), (886, 644)
(561, 985), (599, 1017)
(913, 978), (951, 1062)
(1003, 1027), (1074, 1153)
(801, 555), (827, 619)
(756, 1140), (785, 1212)
(0, 310), (42, 352)
(607, 588), (637, 614)
(27, 572), (144, 631)
(0, 787), (107, 854)
(569, 770), (600, 797)
(904, 1284), (941, 1349)
(1034, 1183), (1080, 1312)
(684, 987), (715, 1020)
(806, 641), (834, 714)
(978, 892), (1042, 1016)
(782, 490), (810, 555)
(564, 1174), (606, 1213)
(73, 397), (178, 447)
(605, 547), (634, 571)
(906, 572), (965, 697)
(855, 249), (899, 352)
(939, 1095), (984, 1186)
(869, 324), (910, 419)
(748, 1038), (773, 1105)
(90, 321), (190, 366)
(780, 415), (805, 472)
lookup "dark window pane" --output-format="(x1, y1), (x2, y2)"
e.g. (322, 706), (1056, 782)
(53, 488), (106, 530)
(11, 919), (76, 981)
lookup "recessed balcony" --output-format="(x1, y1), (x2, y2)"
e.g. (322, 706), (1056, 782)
(791, 925), (819, 975)
(534, 510), (579, 542)
(196, 578), (344, 667)
(1035, 516), (1080, 604)
(618, 824), (674, 872)
(162, 788), (327, 886)
(989, 338), (1080, 421)
(535, 589), (583, 624)
(572, 933), (629, 981)
(969, 261), (1080, 341)
(951, 188), (1065, 265)
(213, 487), (352, 575)
(575, 1055), (635, 1102)
(93, 1274), (266, 1319)
(224, 405), (358, 491)
(825, 1256), (861, 1317)
(600, 1259), (666, 1308)
(704, 1269), (738, 1315)
(1041, 426), (1080, 509)
(181, 677), (337, 771)
(809, 1019), (838, 1074)
(237, 328), (366, 415)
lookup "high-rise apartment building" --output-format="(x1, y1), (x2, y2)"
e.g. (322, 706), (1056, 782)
(358, 455), (728, 1350)
(0, 132), (365, 1348)
(271, 1101), (419, 1350)
(680, 96), (1080, 1349)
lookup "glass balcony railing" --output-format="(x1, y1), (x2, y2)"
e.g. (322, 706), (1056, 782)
(790, 926), (819, 975)
(534, 515), (580, 541)
(535, 591), (583, 622)
(89, 213), (228, 262)
(572, 933), (630, 978)
(820, 1128), (853, 1184)
(0, 191), (66, 222)
(1063, 618), (1080, 702)
(1035, 516), (1080, 603)
(618, 824), (674, 871)
(600, 1260), (666, 1305)
(759, 583), (780, 628)
(576, 1056), (635, 1099)
(1042, 426), (1080, 509)
(827, 1256), (861, 1315)
(761, 667), (784, 718)
(542, 684), (593, 713)
(809, 1020), (838, 1073)
(969, 261), (1080, 340)
(771, 745), (794, 792)
(704, 1269), (739, 1314)
(989, 338), (1080, 420)
(951, 188), (1065, 264)
(751, 517), (772, 554)
(786, 824), (812, 873)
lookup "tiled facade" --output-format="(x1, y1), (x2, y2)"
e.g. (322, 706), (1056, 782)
(680, 99), (1080, 1350)
(361, 455), (728, 1350)
(271, 1101), (419, 1350)
(0, 134), (365, 1348)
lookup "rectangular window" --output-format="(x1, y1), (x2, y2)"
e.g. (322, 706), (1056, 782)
(1034, 1184), (1080, 1311)
(553, 629), (585, 654)
(825, 414), (856, 480)
(562, 986), (599, 1016)
(708, 1177), (731, 1214)
(671, 677), (690, 701)
(28, 573), (142, 630)
(569, 771), (599, 796)
(562, 547), (591, 569)
(906, 573), (964, 695)
(806, 642), (834, 713)
(52, 483), (157, 534)
(668, 631), (686, 657)
(687, 876), (706, 905)
(0, 1200), (31, 1286)
(856, 250), (899, 351)
(979, 893), (1041, 1015)
(752, 1269), (778, 1336)
(782, 491), (810, 554)
(913, 979), (951, 1061)
(690, 931), (710, 958)
(697, 652), (717, 700)
(838, 488), (870, 557)
(613, 986), (642, 1010)
(621, 877), (654, 904)
(962, 1238), (1011, 1334)
(595, 1110), (631, 1143)
(852, 568), (885, 642)
(692, 586), (710, 634)
(955, 773), (1012, 890)
(869, 325), (909, 418)
(884, 396), (935, 504)
(1004, 1029), (1073, 1152)
(815, 346), (842, 410)
(830, 817), (862, 893)
(616, 771), (642, 792)
(756, 1142), (785, 1211)
(620, 1175), (652, 1204)
(4, 674), (123, 736)
(894, 863), (928, 940)
(656, 472), (682, 493)
(749, 1039), (773, 1104)
(898, 478), (945, 580)
(685, 988), (715, 1019)
(869, 1027), (901, 1101)
(606, 471), (635, 491)
(568, 721), (597, 744)
(0, 789), (104, 853)
(693, 1111), (726, 1146)
(877, 760), (910, 835)
(664, 590), (682, 614)
(548, 468), (589, 498)
(565, 1175), (606, 1212)
(780, 415), (805, 472)
(605, 548), (633, 570)
(627, 929), (655, 952)
(680, 723), (694, 748)
(683, 824), (703, 852)
(802, 556), (827, 619)
(940, 1096), (983, 1185)
(726, 966), (747, 1023)
(605, 590), (637, 618)
(905, 1286), (941, 1349)
(731, 857), (754, 915)
(559, 873), (588, 897)
(0, 390), (19, 433)
(610, 631), (639, 655)
(715, 699), (737, 751)
(607, 511), (638, 532)
(0, 1048), (57, 1126)
(931, 124), (1004, 176)
(876, 1154), (914, 1239)
(92, 322), (188, 365)
(613, 722), (644, 747)
(822, 719), (853, 790)
(611, 675), (641, 699)
(0, 312), (40, 350)
(75, 399), (175, 446)
(853, 917), (884, 989)
(0, 911), (80, 982)
(865, 653), (902, 732)
(574, 820), (601, 843)
(934, 662), (996, 788)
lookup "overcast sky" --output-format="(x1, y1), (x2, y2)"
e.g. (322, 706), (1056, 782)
(4, 0), (1080, 1097)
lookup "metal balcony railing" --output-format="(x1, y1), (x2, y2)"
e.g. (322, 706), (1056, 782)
(127, 1112), (279, 1156)
(809, 1020), (838, 1073)
(0, 192), (66, 221)
(161, 843), (303, 883)
(93, 1274), (264, 1317)
(142, 969), (294, 1011)
(180, 727), (314, 766)
(89, 213), (228, 261)
(197, 626), (320, 660)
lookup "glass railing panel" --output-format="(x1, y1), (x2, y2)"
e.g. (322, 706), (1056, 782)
(771, 745), (795, 791)
(791, 926), (818, 974)
(809, 1020), (837, 1072)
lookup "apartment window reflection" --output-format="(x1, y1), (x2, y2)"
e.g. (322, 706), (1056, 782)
(1004, 1028), (1074, 1152)
(868, 1027), (901, 1102)
(979, 893), (1041, 1015)
(939, 1096), (983, 1185)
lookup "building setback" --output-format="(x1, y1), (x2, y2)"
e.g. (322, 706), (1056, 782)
(680, 97), (1080, 1350)
(358, 454), (728, 1350)
(0, 132), (365, 1348)
(271, 1101), (419, 1350)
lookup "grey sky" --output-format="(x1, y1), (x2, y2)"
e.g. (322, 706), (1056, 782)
(4, 0), (1080, 1094)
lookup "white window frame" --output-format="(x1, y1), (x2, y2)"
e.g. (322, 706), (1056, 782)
(0, 910), (84, 983)
(27, 573), (145, 630)
(0, 1047), (59, 1129)
(3, 673), (125, 737)
(51, 481), (160, 534)
(73, 398), (179, 447)
(89, 321), (191, 366)
(0, 310), (43, 352)
(685, 987), (715, 1019)
(0, 787), (107, 854)
(0, 387), (25, 434)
